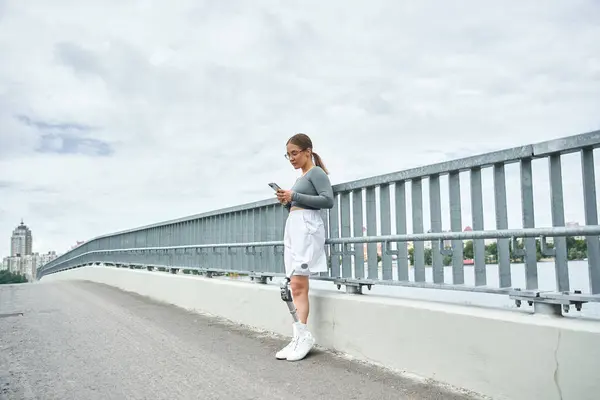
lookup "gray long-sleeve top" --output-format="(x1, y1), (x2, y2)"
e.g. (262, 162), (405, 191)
(288, 166), (334, 210)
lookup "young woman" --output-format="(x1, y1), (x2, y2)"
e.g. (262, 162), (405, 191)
(275, 133), (334, 361)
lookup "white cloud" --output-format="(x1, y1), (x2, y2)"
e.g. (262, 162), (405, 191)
(0, 0), (599, 256)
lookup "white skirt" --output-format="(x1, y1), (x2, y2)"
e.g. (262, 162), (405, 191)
(284, 209), (328, 277)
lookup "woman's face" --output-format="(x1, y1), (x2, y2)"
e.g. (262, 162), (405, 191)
(286, 143), (309, 170)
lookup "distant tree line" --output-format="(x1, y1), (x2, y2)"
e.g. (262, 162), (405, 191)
(407, 237), (589, 266)
(0, 270), (28, 284)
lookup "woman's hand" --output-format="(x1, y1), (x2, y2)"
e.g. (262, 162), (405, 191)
(276, 189), (293, 204)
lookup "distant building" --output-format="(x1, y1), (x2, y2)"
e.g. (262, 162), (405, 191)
(3, 220), (58, 281)
(11, 220), (33, 257)
(38, 251), (58, 266)
(1, 251), (58, 282)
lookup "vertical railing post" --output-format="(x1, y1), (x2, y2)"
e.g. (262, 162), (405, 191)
(470, 167), (486, 286)
(259, 209), (267, 273)
(352, 189), (365, 279)
(412, 178), (425, 282)
(549, 154), (569, 293)
(581, 148), (600, 294)
(253, 209), (261, 273)
(520, 158), (538, 290)
(395, 182), (409, 282)
(365, 186), (378, 280)
(380, 184), (393, 280)
(329, 194), (341, 277)
(429, 174), (444, 284)
(340, 192), (352, 278)
(449, 171), (464, 285)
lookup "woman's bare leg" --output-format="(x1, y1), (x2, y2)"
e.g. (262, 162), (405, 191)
(290, 275), (309, 323)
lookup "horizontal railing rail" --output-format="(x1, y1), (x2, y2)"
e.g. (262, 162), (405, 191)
(37, 130), (600, 316)
(39, 226), (600, 310)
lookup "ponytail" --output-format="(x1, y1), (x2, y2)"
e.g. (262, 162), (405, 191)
(312, 151), (329, 175)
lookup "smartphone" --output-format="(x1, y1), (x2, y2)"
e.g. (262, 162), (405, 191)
(268, 182), (282, 192)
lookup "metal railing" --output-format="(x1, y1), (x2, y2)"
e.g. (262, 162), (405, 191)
(38, 130), (600, 315)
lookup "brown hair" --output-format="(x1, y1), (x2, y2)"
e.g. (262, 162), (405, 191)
(287, 133), (329, 174)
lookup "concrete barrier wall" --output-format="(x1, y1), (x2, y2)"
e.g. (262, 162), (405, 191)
(43, 266), (600, 400)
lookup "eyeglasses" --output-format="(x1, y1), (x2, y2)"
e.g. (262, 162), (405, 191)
(284, 149), (307, 160)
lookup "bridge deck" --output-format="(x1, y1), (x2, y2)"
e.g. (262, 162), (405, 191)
(1, 281), (476, 400)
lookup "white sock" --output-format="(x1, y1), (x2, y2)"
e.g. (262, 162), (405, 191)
(294, 322), (308, 335)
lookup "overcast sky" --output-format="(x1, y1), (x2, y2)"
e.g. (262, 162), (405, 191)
(1, 0), (599, 257)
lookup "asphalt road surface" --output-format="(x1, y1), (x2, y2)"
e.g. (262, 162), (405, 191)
(0, 281), (479, 400)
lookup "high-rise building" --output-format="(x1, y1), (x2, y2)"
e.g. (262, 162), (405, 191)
(10, 220), (33, 257)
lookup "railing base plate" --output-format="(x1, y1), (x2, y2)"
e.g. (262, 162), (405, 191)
(509, 289), (588, 314)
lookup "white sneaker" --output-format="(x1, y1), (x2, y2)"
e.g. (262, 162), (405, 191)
(286, 330), (315, 362)
(275, 323), (300, 360)
(275, 337), (298, 360)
